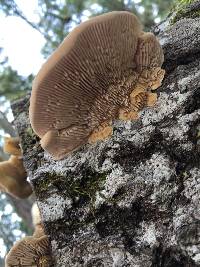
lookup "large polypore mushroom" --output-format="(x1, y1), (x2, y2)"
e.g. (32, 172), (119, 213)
(30, 11), (165, 160)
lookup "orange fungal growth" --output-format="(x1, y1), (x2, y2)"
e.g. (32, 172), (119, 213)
(30, 11), (165, 160)
(88, 121), (113, 143)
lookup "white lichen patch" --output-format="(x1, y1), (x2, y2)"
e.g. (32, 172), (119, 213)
(183, 168), (200, 202)
(160, 109), (200, 145)
(94, 165), (131, 207)
(178, 69), (200, 92)
(38, 194), (72, 222)
(139, 222), (158, 248)
(182, 244), (200, 265)
(134, 153), (174, 185)
(109, 248), (125, 267)
(173, 207), (189, 231)
(160, 122), (189, 142)
(99, 165), (130, 199)
(101, 158), (114, 172)
(193, 253), (200, 263)
(121, 125), (155, 146)
(142, 91), (191, 126)
(94, 191), (107, 207)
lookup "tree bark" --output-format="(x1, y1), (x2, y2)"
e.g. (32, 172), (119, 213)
(12, 4), (200, 266)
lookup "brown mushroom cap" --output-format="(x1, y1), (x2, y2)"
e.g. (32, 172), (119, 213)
(30, 11), (164, 160)
(5, 236), (51, 267)
(3, 137), (22, 157)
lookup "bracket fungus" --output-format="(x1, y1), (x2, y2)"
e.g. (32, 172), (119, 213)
(5, 236), (51, 267)
(0, 137), (32, 198)
(3, 137), (22, 157)
(30, 11), (165, 160)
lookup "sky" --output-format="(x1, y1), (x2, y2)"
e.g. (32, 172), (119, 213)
(0, 0), (45, 76)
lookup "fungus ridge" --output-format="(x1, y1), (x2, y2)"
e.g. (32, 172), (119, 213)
(30, 12), (141, 138)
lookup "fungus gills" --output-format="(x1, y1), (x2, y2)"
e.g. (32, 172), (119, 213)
(30, 11), (165, 160)
(5, 203), (52, 267)
(5, 236), (51, 267)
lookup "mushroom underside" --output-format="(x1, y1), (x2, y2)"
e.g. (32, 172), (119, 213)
(30, 11), (165, 159)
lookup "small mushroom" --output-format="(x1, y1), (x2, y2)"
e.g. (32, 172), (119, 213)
(5, 236), (51, 267)
(0, 137), (32, 199)
(30, 11), (165, 160)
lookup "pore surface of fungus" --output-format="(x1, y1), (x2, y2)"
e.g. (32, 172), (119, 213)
(30, 11), (165, 160)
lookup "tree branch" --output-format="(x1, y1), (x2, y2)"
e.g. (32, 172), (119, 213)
(0, 111), (16, 137)
(0, 146), (8, 161)
(6, 194), (34, 232)
(46, 11), (71, 23)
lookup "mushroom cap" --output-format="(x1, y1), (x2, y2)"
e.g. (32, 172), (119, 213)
(134, 32), (164, 71)
(29, 11), (164, 159)
(29, 12), (142, 152)
(5, 236), (51, 267)
(3, 137), (22, 157)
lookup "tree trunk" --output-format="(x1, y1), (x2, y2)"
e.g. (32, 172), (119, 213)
(6, 194), (34, 232)
(0, 111), (17, 137)
(12, 4), (200, 266)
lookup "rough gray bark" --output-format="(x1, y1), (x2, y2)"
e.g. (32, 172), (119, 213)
(12, 8), (200, 267)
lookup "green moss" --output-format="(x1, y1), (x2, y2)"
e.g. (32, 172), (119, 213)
(170, 0), (200, 24)
(34, 170), (108, 203)
(177, 0), (195, 4)
(72, 173), (107, 201)
(26, 127), (35, 137)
